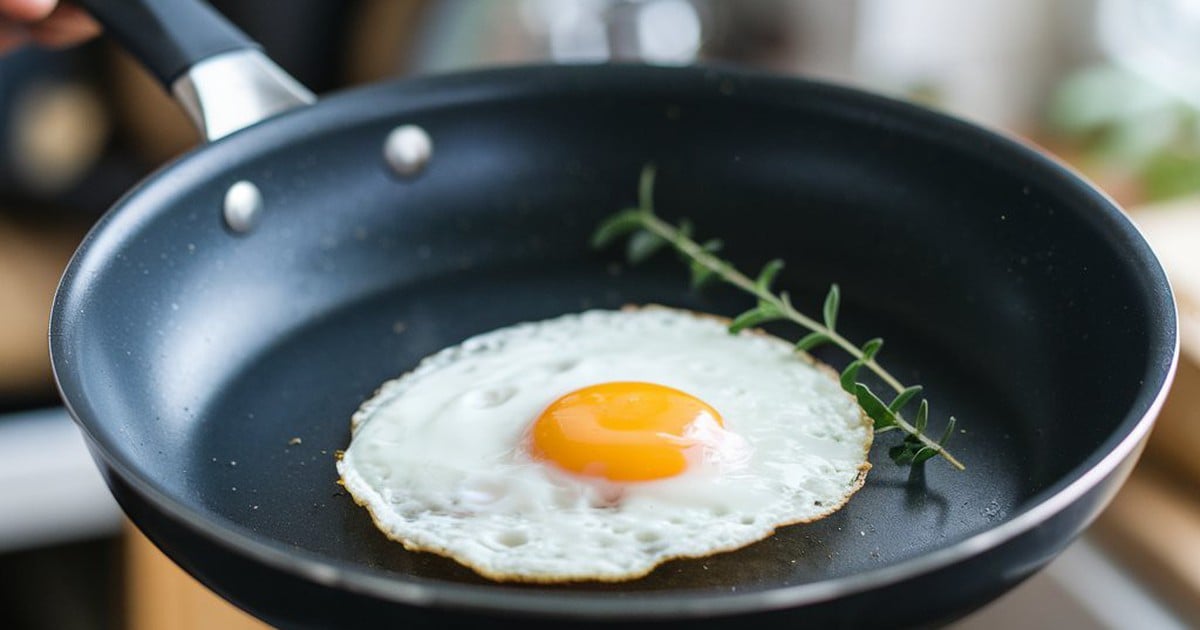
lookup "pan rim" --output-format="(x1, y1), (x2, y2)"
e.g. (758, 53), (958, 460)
(50, 63), (1179, 620)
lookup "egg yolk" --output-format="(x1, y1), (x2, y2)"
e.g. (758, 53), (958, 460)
(530, 382), (723, 482)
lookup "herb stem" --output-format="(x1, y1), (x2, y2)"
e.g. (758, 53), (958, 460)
(638, 211), (964, 471)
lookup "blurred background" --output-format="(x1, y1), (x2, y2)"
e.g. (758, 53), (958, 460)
(2, 0), (1199, 628)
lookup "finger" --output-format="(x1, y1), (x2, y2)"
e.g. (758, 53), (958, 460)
(0, 22), (30, 53)
(26, 4), (99, 48)
(0, 0), (57, 22)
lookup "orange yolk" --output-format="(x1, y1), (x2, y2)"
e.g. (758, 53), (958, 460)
(529, 382), (723, 482)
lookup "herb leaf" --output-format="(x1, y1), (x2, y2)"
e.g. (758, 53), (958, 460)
(840, 359), (865, 393)
(854, 383), (899, 431)
(795, 331), (830, 352)
(689, 240), (724, 289)
(591, 209), (645, 249)
(638, 164), (658, 210)
(823, 284), (841, 331)
(756, 259), (785, 293)
(690, 261), (716, 289)
(626, 230), (667, 264)
(913, 399), (930, 433)
(729, 304), (784, 334)
(888, 385), (923, 413)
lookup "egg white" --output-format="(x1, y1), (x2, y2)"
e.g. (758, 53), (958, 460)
(337, 307), (872, 582)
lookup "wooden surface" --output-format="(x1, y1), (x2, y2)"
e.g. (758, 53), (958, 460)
(1128, 197), (1200, 483)
(0, 217), (84, 398)
(1093, 198), (1200, 619)
(125, 522), (267, 630)
(1093, 466), (1200, 622)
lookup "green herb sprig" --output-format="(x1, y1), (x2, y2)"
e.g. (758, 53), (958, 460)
(593, 165), (964, 470)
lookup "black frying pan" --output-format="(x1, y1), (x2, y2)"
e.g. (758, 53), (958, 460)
(51, 1), (1177, 628)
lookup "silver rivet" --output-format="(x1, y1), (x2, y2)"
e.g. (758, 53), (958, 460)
(223, 180), (263, 233)
(383, 124), (433, 177)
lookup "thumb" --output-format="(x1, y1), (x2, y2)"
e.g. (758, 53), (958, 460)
(0, 0), (58, 22)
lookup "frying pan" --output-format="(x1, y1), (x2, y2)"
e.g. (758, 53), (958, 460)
(51, 0), (1177, 627)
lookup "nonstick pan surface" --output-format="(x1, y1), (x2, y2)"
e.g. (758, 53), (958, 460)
(52, 64), (1175, 628)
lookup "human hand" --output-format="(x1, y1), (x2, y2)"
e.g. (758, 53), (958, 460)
(0, 0), (100, 53)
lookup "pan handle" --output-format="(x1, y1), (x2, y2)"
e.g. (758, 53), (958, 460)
(76, 0), (314, 141)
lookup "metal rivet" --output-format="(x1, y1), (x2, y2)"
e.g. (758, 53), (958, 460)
(223, 180), (263, 233)
(383, 124), (433, 177)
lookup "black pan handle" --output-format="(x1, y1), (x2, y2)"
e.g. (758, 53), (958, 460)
(76, 0), (315, 142)
(75, 0), (256, 85)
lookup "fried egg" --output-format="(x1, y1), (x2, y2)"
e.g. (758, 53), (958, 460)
(337, 307), (871, 582)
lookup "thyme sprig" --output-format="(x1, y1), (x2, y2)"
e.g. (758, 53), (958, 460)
(593, 165), (964, 470)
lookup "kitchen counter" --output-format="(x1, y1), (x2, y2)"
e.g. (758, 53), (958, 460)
(0, 407), (120, 552)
